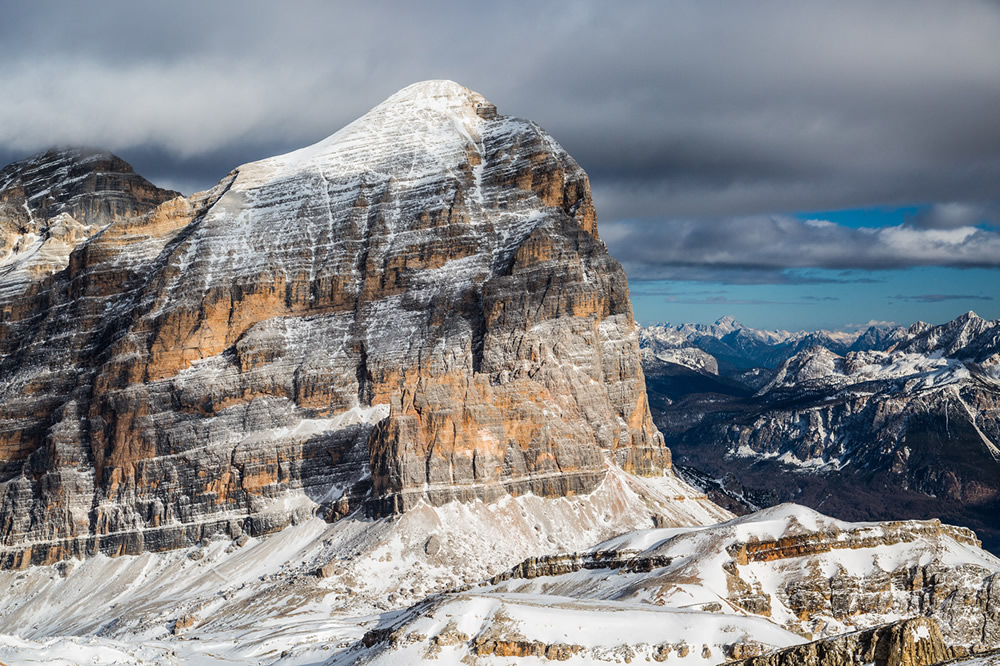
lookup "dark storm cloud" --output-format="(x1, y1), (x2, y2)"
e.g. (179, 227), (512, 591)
(905, 203), (1000, 230)
(670, 296), (819, 306)
(629, 286), (835, 306)
(620, 263), (880, 286)
(1, 0), (999, 222)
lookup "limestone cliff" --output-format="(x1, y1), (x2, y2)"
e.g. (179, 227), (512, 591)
(0, 147), (179, 299)
(722, 617), (952, 666)
(0, 81), (681, 567)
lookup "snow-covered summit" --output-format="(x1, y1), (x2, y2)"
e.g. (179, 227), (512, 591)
(378, 79), (493, 111)
(234, 79), (500, 188)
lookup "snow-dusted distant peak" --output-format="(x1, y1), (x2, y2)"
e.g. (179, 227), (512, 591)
(641, 313), (1000, 376)
(641, 318), (866, 350)
(893, 311), (1000, 362)
(643, 346), (719, 375)
(960, 310), (983, 322)
(758, 345), (976, 396)
(714, 315), (740, 332)
(760, 346), (844, 392)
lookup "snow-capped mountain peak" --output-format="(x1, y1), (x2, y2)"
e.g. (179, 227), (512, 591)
(236, 79), (498, 189)
(714, 315), (740, 332)
(895, 310), (999, 362)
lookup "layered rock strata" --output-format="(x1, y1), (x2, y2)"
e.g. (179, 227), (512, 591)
(0, 148), (179, 299)
(722, 617), (951, 666)
(0, 81), (672, 567)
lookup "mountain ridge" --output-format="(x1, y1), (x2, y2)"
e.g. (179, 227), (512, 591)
(0, 80), (711, 570)
(0, 146), (180, 300)
(641, 310), (1000, 553)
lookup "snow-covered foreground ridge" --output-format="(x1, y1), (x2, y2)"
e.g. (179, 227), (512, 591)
(351, 503), (1000, 665)
(0, 469), (725, 664)
(1, 492), (998, 665)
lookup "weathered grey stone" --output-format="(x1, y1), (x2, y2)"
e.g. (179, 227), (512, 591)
(0, 81), (673, 568)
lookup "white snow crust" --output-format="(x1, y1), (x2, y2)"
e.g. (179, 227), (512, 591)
(1, 497), (994, 664)
(0, 465), (726, 665)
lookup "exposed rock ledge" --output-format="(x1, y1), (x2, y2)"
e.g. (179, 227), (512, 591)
(723, 617), (953, 666)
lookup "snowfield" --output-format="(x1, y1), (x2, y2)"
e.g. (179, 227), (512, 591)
(0, 489), (996, 664)
(0, 466), (730, 665)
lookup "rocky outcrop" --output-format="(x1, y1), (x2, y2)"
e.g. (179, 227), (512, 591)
(0, 80), (675, 567)
(339, 505), (1000, 664)
(716, 515), (1000, 650)
(470, 636), (583, 660)
(722, 617), (951, 666)
(729, 519), (981, 564)
(0, 148), (179, 299)
(937, 648), (1000, 664)
(484, 548), (675, 584)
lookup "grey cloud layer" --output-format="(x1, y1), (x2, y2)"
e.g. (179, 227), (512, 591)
(602, 216), (1000, 282)
(2, 1), (999, 224)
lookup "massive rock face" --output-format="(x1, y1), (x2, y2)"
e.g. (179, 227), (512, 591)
(0, 80), (673, 567)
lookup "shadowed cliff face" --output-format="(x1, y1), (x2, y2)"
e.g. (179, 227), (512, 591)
(0, 147), (181, 244)
(0, 80), (675, 567)
(0, 148), (181, 300)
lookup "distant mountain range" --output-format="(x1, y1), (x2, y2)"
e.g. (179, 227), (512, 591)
(640, 312), (1000, 553)
(640, 315), (917, 373)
